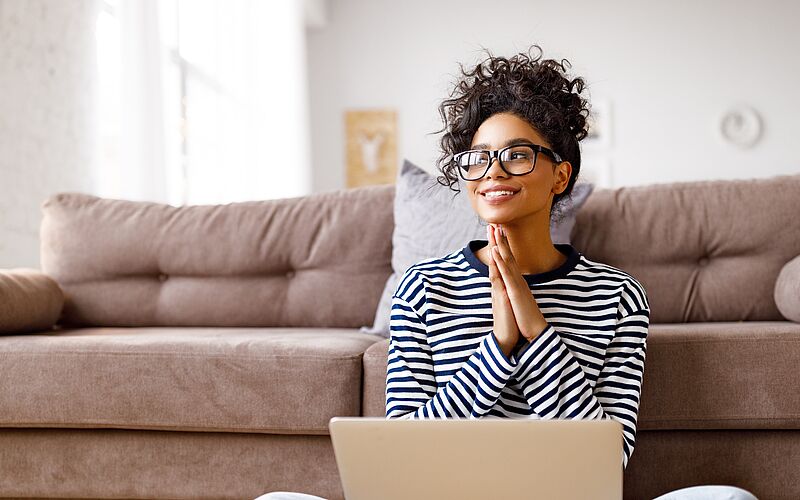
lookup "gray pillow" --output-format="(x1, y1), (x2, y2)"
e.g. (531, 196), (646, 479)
(360, 159), (594, 338)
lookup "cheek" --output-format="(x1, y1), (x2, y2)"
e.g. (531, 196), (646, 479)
(529, 172), (555, 195)
(465, 185), (479, 205)
(519, 177), (540, 194)
(522, 178), (555, 207)
(469, 191), (482, 213)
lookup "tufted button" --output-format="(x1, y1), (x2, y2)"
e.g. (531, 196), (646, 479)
(286, 270), (295, 279)
(697, 257), (710, 266)
(158, 273), (169, 282)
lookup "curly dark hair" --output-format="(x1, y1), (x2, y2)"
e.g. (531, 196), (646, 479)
(432, 44), (591, 221)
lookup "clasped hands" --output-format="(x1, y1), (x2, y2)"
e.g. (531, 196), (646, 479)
(487, 224), (548, 358)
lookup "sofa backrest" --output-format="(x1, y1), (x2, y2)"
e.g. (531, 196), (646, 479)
(571, 173), (800, 323)
(40, 186), (395, 328)
(41, 174), (799, 328)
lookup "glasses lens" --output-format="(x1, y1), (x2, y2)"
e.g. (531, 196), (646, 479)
(457, 151), (490, 180)
(500, 145), (536, 174)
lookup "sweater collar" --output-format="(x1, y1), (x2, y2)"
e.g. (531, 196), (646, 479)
(462, 239), (581, 285)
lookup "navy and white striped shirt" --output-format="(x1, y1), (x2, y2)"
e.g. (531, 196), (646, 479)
(385, 240), (650, 468)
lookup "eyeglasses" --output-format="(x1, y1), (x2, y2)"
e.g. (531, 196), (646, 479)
(452, 143), (563, 181)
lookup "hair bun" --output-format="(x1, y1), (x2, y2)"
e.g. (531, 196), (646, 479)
(546, 61), (590, 142)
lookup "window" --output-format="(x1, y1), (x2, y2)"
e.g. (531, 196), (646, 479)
(94, 0), (311, 205)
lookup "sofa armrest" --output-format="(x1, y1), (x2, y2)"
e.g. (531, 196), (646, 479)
(0, 268), (64, 334)
(775, 255), (800, 323)
(362, 338), (390, 417)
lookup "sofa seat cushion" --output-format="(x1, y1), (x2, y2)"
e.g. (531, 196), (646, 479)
(0, 327), (384, 434)
(637, 321), (800, 430)
(362, 322), (800, 429)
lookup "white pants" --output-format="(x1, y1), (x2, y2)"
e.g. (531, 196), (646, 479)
(653, 485), (758, 499)
(254, 493), (327, 500)
(254, 485), (758, 500)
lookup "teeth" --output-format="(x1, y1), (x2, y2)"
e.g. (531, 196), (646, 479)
(484, 190), (516, 198)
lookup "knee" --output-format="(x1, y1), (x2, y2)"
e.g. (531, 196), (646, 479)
(253, 494), (292, 500)
(720, 487), (758, 500)
(253, 492), (329, 500)
(654, 485), (758, 500)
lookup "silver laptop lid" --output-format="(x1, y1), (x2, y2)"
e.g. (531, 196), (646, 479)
(329, 417), (623, 500)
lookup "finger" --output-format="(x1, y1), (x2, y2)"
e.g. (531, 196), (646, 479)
(497, 226), (510, 259)
(488, 246), (505, 290)
(496, 236), (512, 264)
(490, 251), (510, 298)
(492, 245), (509, 282)
(487, 226), (494, 277)
(496, 225), (507, 251)
(492, 246), (518, 296)
(487, 232), (494, 277)
(495, 226), (519, 268)
(488, 240), (494, 278)
(492, 245), (505, 272)
(493, 244), (534, 321)
(489, 225), (503, 278)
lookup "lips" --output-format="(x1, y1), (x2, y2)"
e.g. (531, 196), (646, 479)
(482, 190), (518, 197)
(480, 184), (520, 205)
(481, 189), (519, 204)
(480, 184), (520, 196)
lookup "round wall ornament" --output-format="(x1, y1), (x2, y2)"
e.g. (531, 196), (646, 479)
(719, 105), (763, 148)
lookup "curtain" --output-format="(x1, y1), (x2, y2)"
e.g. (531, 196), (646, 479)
(93, 0), (311, 204)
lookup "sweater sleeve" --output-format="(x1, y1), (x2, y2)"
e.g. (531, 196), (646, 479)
(510, 306), (650, 469)
(385, 294), (517, 419)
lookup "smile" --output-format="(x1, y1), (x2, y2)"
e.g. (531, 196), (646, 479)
(481, 190), (519, 203)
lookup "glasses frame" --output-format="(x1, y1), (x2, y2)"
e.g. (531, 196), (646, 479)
(452, 143), (564, 181)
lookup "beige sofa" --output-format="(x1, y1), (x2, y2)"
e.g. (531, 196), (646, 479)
(1, 174), (799, 499)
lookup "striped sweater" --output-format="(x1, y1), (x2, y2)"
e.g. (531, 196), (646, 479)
(385, 239), (650, 468)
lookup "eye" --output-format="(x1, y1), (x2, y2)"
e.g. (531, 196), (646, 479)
(501, 145), (536, 162)
(458, 151), (488, 166)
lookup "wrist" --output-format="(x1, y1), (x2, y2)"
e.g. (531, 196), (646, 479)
(495, 336), (516, 359)
(521, 318), (548, 341)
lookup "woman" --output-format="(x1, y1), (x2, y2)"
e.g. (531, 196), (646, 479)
(255, 46), (757, 500)
(386, 53), (646, 460)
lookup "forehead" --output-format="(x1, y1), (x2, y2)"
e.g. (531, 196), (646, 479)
(470, 112), (548, 149)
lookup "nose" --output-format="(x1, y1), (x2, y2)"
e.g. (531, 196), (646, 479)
(484, 154), (508, 179)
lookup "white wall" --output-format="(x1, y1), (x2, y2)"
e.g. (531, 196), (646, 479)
(306, 0), (800, 193)
(2, 0), (798, 268)
(0, 0), (97, 269)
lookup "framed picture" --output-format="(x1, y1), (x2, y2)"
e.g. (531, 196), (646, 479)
(344, 109), (398, 188)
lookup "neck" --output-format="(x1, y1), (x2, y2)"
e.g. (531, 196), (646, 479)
(496, 208), (566, 275)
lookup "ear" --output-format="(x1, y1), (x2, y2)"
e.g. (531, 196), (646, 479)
(553, 161), (572, 195)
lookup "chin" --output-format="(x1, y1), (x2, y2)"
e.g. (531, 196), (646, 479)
(477, 212), (515, 225)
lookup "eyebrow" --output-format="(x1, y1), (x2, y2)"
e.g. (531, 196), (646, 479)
(469, 137), (534, 150)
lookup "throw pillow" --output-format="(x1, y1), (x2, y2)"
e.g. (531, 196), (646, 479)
(775, 255), (800, 322)
(360, 159), (595, 338)
(0, 268), (64, 334)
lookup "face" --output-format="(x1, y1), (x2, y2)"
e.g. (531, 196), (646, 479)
(464, 112), (572, 227)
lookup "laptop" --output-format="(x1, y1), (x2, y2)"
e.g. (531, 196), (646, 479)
(328, 417), (623, 500)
